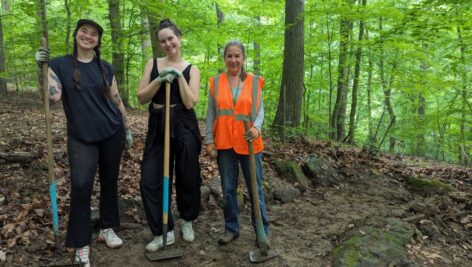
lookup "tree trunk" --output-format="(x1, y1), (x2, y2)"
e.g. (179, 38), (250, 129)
(64, 0), (71, 54)
(0, 11), (7, 97)
(146, 3), (164, 58)
(364, 28), (374, 145)
(139, 7), (151, 61)
(273, 0), (305, 136)
(330, 0), (351, 141)
(216, 2), (225, 73)
(457, 23), (469, 165)
(2, 0), (9, 12)
(323, 1), (334, 133)
(379, 17), (397, 152)
(253, 16), (261, 75)
(0, 151), (37, 163)
(108, 0), (128, 106)
(416, 93), (426, 156)
(347, 0), (366, 144)
(304, 20), (315, 128)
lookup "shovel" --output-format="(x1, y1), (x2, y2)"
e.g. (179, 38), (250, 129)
(146, 82), (183, 261)
(41, 38), (78, 267)
(243, 121), (278, 263)
(41, 37), (60, 245)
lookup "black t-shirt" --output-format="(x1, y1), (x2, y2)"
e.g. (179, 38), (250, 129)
(49, 55), (123, 143)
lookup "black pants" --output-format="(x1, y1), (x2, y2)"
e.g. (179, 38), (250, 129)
(140, 105), (201, 236)
(65, 128), (124, 248)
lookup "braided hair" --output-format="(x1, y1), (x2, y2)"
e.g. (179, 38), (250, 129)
(71, 22), (110, 97)
(224, 40), (247, 81)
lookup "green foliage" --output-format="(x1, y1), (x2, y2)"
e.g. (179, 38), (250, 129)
(1, 0), (470, 164)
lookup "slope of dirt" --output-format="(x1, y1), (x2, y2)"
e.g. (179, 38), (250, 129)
(1, 94), (471, 266)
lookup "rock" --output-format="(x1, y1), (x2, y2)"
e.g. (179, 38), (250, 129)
(416, 220), (439, 240)
(273, 160), (309, 191)
(200, 185), (211, 209)
(396, 259), (419, 267)
(208, 176), (222, 199)
(334, 218), (414, 267)
(407, 177), (454, 196)
(303, 155), (343, 187)
(409, 203), (438, 217)
(272, 183), (301, 203)
(0, 250), (5, 262)
(26, 239), (47, 253)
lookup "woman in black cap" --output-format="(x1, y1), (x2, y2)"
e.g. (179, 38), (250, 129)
(36, 19), (131, 266)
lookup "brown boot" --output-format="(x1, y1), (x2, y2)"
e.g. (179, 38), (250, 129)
(218, 232), (239, 245)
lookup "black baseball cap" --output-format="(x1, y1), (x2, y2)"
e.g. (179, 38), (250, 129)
(76, 19), (104, 36)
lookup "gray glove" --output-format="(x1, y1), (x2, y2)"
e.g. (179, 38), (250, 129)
(35, 48), (49, 66)
(160, 67), (182, 78)
(157, 73), (176, 84)
(125, 129), (133, 150)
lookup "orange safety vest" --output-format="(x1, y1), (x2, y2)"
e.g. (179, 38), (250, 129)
(209, 73), (264, 155)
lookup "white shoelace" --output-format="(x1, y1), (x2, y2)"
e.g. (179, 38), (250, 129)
(102, 229), (119, 241)
(76, 246), (89, 263)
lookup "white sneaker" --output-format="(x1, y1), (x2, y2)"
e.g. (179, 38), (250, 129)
(98, 228), (123, 248)
(74, 246), (90, 267)
(145, 231), (175, 252)
(181, 220), (195, 242)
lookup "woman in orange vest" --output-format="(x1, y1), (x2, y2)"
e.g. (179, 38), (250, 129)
(206, 40), (269, 245)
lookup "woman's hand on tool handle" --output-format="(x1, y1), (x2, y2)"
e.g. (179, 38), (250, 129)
(244, 127), (260, 142)
(206, 143), (218, 158)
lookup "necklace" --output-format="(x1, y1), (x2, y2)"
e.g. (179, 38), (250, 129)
(230, 76), (241, 106)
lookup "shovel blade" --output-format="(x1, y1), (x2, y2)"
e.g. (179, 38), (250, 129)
(249, 249), (278, 263)
(146, 248), (184, 261)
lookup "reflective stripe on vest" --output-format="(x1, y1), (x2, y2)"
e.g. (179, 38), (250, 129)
(213, 74), (234, 117)
(214, 74), (260, 122)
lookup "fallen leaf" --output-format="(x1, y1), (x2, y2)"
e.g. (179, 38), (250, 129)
(34, 209), (44, 217)
(7, 238), (16, 249)
(460, 215), (472, 224)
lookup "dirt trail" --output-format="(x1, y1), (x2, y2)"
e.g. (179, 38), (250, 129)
(1, 94), (471, 266)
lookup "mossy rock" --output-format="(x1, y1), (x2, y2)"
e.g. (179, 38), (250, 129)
(333, 218), (414, 267)
(303, 155), (343, 187)
(407, 177), (454, 196)
(273, 159), (309, 192)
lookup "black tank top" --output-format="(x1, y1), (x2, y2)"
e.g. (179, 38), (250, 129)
(150, 59), (192, 105)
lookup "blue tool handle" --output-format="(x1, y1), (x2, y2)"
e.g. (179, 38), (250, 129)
(163, 177), (169, 217)
(49, 180), (59, 235)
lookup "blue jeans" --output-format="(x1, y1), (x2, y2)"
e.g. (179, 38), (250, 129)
(217, 149), (269, 235)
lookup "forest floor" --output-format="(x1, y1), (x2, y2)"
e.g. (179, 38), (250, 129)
(1, 93), (472, 267)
